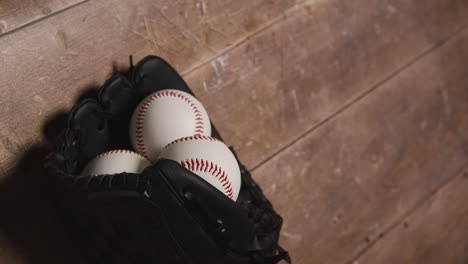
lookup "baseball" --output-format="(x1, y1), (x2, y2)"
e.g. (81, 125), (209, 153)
(81, 150), (151, 176)
(130, 89), (211, 161)
(158, 135), (241, 201)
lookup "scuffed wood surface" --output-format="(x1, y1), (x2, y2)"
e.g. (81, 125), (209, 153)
(0, 0), (297, 171)
(0, 0), (84, 36)
(186, 0), (468, 168)
(357, 167), (468, 264)
(253, 28), (468, 263)
(0, 0), (467, 263)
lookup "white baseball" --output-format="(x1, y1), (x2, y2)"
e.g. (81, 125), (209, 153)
(81, 150), (151, 176)
(130, 89), (211, 161)
(158, 135), (241, 201)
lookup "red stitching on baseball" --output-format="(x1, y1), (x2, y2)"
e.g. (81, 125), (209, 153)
(96, 150), (149, 161)
(162, 135), (221, 151)
(181, 158), (234, 199)
(134, 90), (207, 158)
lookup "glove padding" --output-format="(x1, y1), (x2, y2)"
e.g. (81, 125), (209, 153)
(46, 56), (290, 264)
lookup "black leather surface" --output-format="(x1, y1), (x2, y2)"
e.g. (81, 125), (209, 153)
(67, 99), (112, 168)
(131, 55), (194, 98)
(149, 159), (254, 256)
(71, 160), (254, 263)
(49, 55), (289, 263)
(98, 74), (137, 150)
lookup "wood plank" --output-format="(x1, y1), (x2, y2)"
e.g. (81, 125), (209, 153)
(186, 0), (468, 168)
(356, 166), (468, 264)
(252, 28), (468, 263)
(0, 0), (297, 170)
(0, 0), (467, 172)
(0, 0), (84, 36)
(0, 1), (465, 263)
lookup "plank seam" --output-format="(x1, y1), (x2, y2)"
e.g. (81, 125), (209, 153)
(0, 0), (89, 39)
(250, 22), (468, 172)
(346, 161), (468, 264)
(180, 0), (321, 77)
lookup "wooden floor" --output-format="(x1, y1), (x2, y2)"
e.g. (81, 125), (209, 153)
(0, 0), (467, 263)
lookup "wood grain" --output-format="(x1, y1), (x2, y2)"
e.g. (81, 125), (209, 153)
(356, 166), (468, 264)
(0, 0), (84, 36)
(186, 0), (468, 169)
(1, 0), (467, 172)
(0, 0), (297, 171)
(0, 0), (466, 263)
(252, 28), (468, 263)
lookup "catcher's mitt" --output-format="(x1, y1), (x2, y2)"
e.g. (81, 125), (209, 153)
(46, 56), (291, 264)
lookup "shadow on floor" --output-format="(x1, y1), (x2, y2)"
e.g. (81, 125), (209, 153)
(0, 81), (112, 264)
(0, 146), (83, 263)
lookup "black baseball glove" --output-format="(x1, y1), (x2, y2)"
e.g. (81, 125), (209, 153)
(45, 56), (291, 264)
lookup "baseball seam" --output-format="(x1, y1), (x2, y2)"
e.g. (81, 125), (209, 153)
(135, 90), (205, 158)
(180, 158), (234, 199)
(162, 135), (221, 152)
(96, 149), (149, 160)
